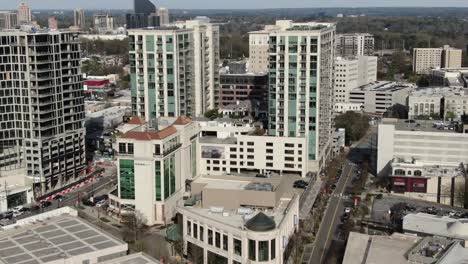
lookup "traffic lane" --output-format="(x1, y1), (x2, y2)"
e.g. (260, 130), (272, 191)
(309, 162), (353, 263)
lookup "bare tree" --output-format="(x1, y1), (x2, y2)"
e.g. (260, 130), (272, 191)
(122, 210), (147, 242)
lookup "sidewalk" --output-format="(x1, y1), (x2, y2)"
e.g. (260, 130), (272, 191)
(300, 178), (324, 219)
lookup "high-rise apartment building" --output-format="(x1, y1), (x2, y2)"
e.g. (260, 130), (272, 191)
(0, 11), (18, 29)
(253, 20), (335, 172)
(413, 45), (463, 74)
(93, 13), (114, 33)
(0, 29), (86, 197)
(333, 56), (377, 112)
(336, 33), (374, 57)
(73, 9), (85, 29)
(248, 31), (270, 73)
(128, 17), (219, 119)
(157, 8), (169, 26)
(17, 2), (31, 24)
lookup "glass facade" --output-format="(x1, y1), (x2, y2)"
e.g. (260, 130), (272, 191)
(119, 159), (135, 199)
(163, 154), (176, 199)
(155, 160), (161, 201)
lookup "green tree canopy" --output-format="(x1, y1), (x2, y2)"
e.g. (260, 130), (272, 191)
(334, 112), (370, 145)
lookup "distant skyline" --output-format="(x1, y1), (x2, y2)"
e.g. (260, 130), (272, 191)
(1, 0), (468, 10)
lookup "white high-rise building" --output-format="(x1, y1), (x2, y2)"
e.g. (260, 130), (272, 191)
(128, 17), (219, 119)
(17, 2), (31, 24)
(157, 7), (169, 26)
(336, 33), (374, 57)
(93, 13), (114, 33)
(250, 20), (336, 172)
(74, 8), (85, 29)
(0, 30), (86, 198)
(333, 56), (377, 112)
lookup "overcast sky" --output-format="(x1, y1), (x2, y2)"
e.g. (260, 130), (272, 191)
(2, 0), (468, 9)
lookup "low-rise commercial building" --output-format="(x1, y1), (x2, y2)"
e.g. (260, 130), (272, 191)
(431, 68), (468, 87)
(349, 81), (415, 114)
(178, 174), (299, 264)
(377, 119), (468, 177)
(336, 33), (374, 57)
(408, 87), (468, 119)
(389, 160), (466, 207)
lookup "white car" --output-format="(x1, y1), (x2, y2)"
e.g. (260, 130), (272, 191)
(95, 200), (107, 208)
(12, 211), (23, 218)
(344, 207), (352, 214)
(12, 206), (23, 213)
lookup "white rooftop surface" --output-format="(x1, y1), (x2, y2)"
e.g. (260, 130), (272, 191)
(343, 232), (419, 264)
(352, 81), (415, 92)
(403, 213), (468, 240)
(409, 87), (464, 97)
(195, 177), (252, 190)
(438, 242), (468, 264)
(99, 252), (161, 264)
(0, 214), (127, 264)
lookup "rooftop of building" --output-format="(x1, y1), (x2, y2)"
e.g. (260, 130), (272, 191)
(179, 174), (302, 231)
(99, 252), (161, 264)
(381, 118), (464, 134)
(250, 20), (335, 34)
(432, 67), (468, 73)
(0, 210), (126, 264)
(403, 213), (468, 240)
(343, 232), (419, 264)
(391, 160), (466, 178)
(337, 32), (374, 36)
(409, 87), (466, 97)
(119, 116), (193, 141)
(351, 81), (416, 92)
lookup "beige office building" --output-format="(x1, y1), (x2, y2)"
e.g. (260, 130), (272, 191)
(336, 33), (374, 57)
(178, 174), (300, 264)
(157, 7), (170, 26)
(248, 31), (270, 73)
(74, 8), (85, 29)
(0, 11), (17, 29)
(413, 45), (462, 74)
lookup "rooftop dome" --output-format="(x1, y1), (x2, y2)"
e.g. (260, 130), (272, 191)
(245, 212), (276, 232)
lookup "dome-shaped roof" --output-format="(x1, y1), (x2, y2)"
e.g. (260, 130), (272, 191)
(448, 220), (468, 237)
(245, 212), (276, 232)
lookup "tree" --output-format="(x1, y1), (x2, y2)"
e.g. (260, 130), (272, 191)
(445, 111), (456, 120)
(334, 112), (370, 145)
(384, 104), (409, 119)
(204, 109), (222, 120)
(122, 210), (147, 242)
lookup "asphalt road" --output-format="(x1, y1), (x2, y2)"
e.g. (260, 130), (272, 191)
(308, 161), (354, 264)
(308, 126), (377, 264)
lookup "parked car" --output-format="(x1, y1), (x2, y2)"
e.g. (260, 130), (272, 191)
(12, 211), (23, 218)
(0, 211), (13, 220)
(344, 207), (352, 214)
(293, 182), (307, 189)
(95, 200), (107, 208)
(341, 213), (350, 222)
(12, 206), (23, 213)
(83, 200), (95, 206)
(255, 174), (267, 178)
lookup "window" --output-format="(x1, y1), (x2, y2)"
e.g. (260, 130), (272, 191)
(193, 223), (198, 239)
(247, 155), (254, 159)
(266, 156), (273, 160)
(200, 226), (204, 241)
(266, 142), (273, 147)
(247, 148), (254, 153)
(208, 229), (213, 245)
(230, 147), (237, 152)
(249, 239), (256, 261)
(285, 150), (294, 155)
(266, 149), (273, 153)
(247, 162), (254, 166)
(155, 144), (161, 155)
(234, 238), (242, 256)
(187, 221), (191, 236)
(127, 143), (134, 154)
(247, 142), (254, 146)
(266, 163), (273, 167)
(119, 143), (126, 153)
(271, 239), (276, 259)
(259, 241), (269, 261)
(223, 234), (228, 251)
(215, 232), (221, 248)
(285, 143), (294, 148)
(394, 169), (405, 176)
(414, 170), (422, 176)
(230, 161), (237, 165)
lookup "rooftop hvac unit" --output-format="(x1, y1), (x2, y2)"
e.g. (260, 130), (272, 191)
(209, 206), (224, 213)
(237, 207), (253, 215)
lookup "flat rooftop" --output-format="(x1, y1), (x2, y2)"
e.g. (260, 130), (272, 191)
(179, 174), (302, 230)
(0, 214), (126, 264)
(100, 252), (161, 264)
(382, 118), (459, 133)
(343, 232), (419, 264)
(392, 162), (465, 178)
(352, 81), (415, 92)
(409, 87), (465, 97)
(403, 213), (468, 240)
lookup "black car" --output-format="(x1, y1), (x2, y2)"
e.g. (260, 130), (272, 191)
(40, 201), (52, 208)
(293, 182), (307, 189)
(19, 207), (31, 213)
(341, 213), (350, 222)
(294, 180), (309, 186)
(83, 200), (95, 206)
(0, 211), (13, 220)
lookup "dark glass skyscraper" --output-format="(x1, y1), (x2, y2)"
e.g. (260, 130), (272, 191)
(134, 0), (156, 15)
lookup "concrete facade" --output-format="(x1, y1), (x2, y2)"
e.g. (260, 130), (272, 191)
(248, 32), (270, 74)
(407, 87), (466, 119)
(431, 68), (468, 87)
(178, 175), (299, 264)
(0, 11), (17, 29)
(128, 17), (220, 119)
(349, 81), (415, 114)
(336, 33), (374, 57)
(413, 45), (463, 74)
(218, 73), (268, 110)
